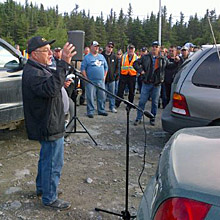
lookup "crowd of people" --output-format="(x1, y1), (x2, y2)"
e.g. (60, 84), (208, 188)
(73, 40), (195, 126)
(20, 35), (197, 211)
(39, 39), (196, 126)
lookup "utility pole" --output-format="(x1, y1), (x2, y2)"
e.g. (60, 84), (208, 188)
(158, 0), (162, 45)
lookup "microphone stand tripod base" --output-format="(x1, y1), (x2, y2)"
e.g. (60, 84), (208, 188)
(95, 105), (136, 220)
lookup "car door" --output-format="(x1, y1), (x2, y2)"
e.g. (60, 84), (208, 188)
(180, 49), (220, 121)
(0, 39), (24, 128)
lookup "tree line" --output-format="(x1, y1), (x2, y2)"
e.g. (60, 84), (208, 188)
(0, 0), (219, 52)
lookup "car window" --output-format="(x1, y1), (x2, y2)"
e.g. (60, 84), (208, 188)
(0, 46), (19, 68)
(192, 51), (220, 88)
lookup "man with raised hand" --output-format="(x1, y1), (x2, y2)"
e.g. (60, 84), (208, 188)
(22, 36), (76, 210)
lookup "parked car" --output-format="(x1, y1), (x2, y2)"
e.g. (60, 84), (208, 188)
(137, 126), (220, 220)
(162, 45), (220, 134)
(0, 38), (26, 130)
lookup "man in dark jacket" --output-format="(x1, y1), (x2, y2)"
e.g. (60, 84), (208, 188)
(22, 36), (76, 210)
(133, 41), (179, 126)
(102, 41), (119, 113)
(164, 46), (181, 105)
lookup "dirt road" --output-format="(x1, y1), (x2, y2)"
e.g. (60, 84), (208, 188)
(0, 98), (170, 219)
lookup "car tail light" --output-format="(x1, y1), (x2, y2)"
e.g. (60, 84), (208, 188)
(154, 198), (211, 220)
(172, 93), (190, 116)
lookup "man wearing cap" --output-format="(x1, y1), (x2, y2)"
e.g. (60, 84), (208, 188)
(184, 42), (195, 56)
(133, 41), (180, 126)
(54, 47), (62, 61)
(180, 46), (190, 62)
(22, 36), (76, 210)
(81, 41), (108, 118)
(102, 41), (119, 113)
(115, 44), (138, 108)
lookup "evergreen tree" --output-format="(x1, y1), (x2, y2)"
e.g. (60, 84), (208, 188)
(0, 0), (219, 52)
(95, 13), (107, 46)
(117, 8), (128, 51)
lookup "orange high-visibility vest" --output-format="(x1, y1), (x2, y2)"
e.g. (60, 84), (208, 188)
(121, 53), (138, 76)
(23, 50), (29, 59)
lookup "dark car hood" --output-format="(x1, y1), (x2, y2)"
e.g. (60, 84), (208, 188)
(170, 127), (220, 196)
(155, 126), (220, 211)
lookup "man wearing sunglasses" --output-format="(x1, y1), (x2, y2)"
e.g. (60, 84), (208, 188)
(22, 36), (76, 210)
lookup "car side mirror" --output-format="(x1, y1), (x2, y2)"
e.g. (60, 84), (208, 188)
(4, 57), (26, 72)
(4, 60), (19, 69)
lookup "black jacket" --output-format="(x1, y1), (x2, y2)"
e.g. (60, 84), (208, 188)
(22, 59), (69, 141)
(102, 51), (119, 83)
(164, 56), (180, 84)
(133, 53), (178, 85)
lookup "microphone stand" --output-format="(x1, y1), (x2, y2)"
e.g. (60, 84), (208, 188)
(68, 66), (154, 220)
(65, 62), (98, 145)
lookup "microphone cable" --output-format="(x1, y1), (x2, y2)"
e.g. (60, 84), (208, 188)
(137, 115), (150, 205)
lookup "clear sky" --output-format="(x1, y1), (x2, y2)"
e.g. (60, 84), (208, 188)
(6, 0), (220, 22)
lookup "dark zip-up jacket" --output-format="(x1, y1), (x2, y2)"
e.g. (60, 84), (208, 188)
(22, 59), (69, 141)
(165, 56), (180, 84)
(102, 51), (119, 83)
(133, 53), (178, 86)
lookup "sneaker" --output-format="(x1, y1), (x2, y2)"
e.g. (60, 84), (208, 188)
(37, 189), (63, 198)
(87, 114), (94, 118)
(134, 119), (141, 126)
(44, 199), (71, 210)
(98, 112), (108, 116)
(110, 108), (117, 113)
(150, 118), (155, 126)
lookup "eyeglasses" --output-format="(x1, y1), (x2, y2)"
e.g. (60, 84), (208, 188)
(35, 49), (51, 53)
(108, 46), (113, 48)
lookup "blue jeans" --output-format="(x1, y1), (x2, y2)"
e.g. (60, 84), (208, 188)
(136, 83), (161, 120)
(85, 80), (106, 115)
(36, 137), (64, 205)
(115, 80), (119, 95)
(105, 81), (116, 110)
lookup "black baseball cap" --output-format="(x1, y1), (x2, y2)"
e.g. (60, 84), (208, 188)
(152, 41), (159, 46)
(141, 47), (148, 52)
(27, 36), (55, 54)
(107, 41), (114, 47)
(127, 44), (135, 49)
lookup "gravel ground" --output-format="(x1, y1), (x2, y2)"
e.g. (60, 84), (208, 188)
(0, 96), (171, 220)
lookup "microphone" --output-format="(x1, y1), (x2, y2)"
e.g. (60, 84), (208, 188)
(143, 110), (154, 119)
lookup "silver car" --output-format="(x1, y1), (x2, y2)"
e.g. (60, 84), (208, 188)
(137, 126), (220, 220)
(162, 45), (220, 134)
(0, 38), (26, 130)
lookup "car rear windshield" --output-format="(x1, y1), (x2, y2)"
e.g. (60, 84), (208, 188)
(192, 51), (220, 89)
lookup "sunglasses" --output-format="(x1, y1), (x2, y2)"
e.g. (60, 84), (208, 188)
(108, 46), (113, 48)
